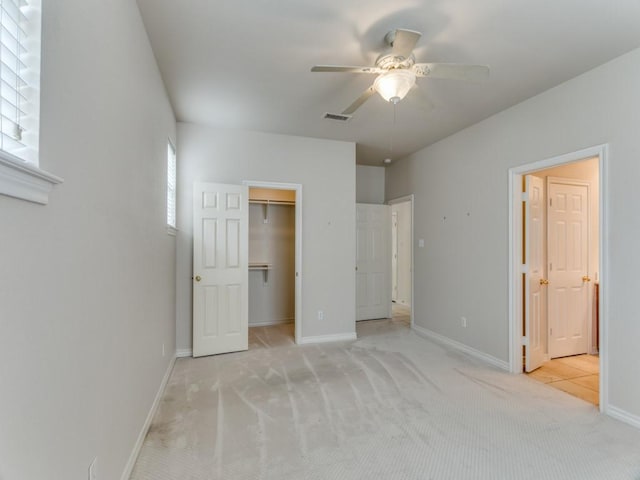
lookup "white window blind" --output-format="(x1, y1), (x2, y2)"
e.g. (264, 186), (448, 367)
(0, 0), (40, 165)
(167, 141), (177, 228)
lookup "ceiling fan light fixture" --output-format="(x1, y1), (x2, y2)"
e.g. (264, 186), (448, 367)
(373, 69), (416, 104)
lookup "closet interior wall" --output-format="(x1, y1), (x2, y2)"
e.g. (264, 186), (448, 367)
(248, 188), (296, 327)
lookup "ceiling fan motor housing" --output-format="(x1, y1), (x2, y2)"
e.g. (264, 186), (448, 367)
(375, 52), (415, 70)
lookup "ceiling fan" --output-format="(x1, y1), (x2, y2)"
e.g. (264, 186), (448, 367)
(311, 28), (489, 115)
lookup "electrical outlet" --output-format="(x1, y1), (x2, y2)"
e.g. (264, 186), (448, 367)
(317, 310), (324, 320)
(89, 457), (97, 480)
(162, 343), (165, 357)
(461, 316), (467, 328)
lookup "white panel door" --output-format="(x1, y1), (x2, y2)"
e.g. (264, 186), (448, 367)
(391, 211), (398, 302)
(547, 178), (589, 359)
(193, 182), (248, 357)
(356, 204), (391, 321)
(524, 175), (546, 372)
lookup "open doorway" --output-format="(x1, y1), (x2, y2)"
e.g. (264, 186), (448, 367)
(389, 195), (414, 328)
(245, 181), (302, 347)
(509, 146), (606, 409)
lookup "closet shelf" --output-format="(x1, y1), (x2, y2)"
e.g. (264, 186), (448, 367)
(249, 199), (295, 206)
(249, 262), (272, 284)
(249, 263), (272, 270)
(250, 198), (294, 223)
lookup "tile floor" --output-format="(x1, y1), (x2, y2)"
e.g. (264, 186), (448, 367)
(528, 354), (599, 405)
(391, 302), (411, 326)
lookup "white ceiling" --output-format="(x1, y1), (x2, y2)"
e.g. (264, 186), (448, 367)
(136, 0), (640, 166)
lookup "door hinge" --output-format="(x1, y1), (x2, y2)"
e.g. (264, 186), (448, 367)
(549, 198), (553, 207)
(521, 192), (529, 202)
(549, 263), (553, 271)
(522, 336), (529, 346)
(521, 264), (529, 274)
(549, 328), (553, 336)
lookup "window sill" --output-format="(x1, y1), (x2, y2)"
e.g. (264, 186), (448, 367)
(0, 154), (63, 204)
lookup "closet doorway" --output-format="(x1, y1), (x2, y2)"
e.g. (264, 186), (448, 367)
(245, 182), (302, 344)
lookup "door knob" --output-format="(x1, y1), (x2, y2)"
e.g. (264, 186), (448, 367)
(582, 276), (591, 282)
(539, 279), (549, 285)
(195, 275), (201, 282)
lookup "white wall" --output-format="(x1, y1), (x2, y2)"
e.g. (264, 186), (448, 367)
(391, 201), (412, 307)
(386, 47), (640, 420)
(0, 2), (177, 479)
(176, 124), (356, 350)
(356, 165), (385, 204)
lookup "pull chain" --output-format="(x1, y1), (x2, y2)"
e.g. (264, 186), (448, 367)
(390, 102), (396, 158)
(384, 102), (397, 165)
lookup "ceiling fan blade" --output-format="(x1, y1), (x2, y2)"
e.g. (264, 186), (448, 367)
(413, 63), (490, 81)
(391, 29), (422, 59)
(311, 65), (383, 74)
(342, 85), (377, 115)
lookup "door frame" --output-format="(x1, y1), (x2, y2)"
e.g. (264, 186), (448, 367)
(508, 144), (608, 411)
(388, 194), (415, 327)
(243, 180), (303, 344)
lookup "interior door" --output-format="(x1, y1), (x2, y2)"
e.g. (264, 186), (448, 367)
(193, 182), (248, 357)
(547, 178), (589, 359)
(525, 175), (547, 372)
(356, 204), (391, 321)
(391, 211), (398, 302)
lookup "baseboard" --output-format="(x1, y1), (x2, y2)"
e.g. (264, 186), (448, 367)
(175, 348), (193, 358)
(249, 318), (294, 327)
(120, 356), (176, 480)
(412, 324), (510, 371)
(605, 404), (640, 429)
(298, 332), (357, 344)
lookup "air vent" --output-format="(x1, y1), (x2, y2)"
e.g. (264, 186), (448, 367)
(323, 112), (352, 122)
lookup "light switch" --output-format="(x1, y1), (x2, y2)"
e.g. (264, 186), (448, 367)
(418, 239), (425, 248)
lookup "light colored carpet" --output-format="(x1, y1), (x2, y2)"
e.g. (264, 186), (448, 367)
(130, 320), (640, 479)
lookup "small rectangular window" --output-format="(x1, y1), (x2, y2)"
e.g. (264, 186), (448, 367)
(0, 0), (41, 165)
(167, 140), (177, 229)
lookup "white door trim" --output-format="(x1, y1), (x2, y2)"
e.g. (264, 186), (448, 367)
(243, 180), (303, 344)
(388, 194), (415, 328)
(508, 144), (608, 412)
